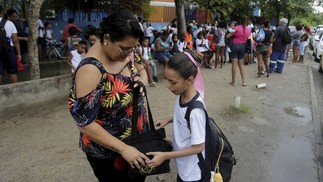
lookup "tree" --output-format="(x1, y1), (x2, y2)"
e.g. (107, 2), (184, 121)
(28, 0), (45, 80)
(175, 0), (186, 38)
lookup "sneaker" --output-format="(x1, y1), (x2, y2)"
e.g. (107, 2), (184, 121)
(148, 82), (157, 87)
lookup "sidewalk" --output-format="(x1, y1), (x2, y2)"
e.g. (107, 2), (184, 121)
(0, 53), (321, 182)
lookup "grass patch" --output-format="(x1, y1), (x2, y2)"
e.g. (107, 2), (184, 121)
(222, 103), (251, 119)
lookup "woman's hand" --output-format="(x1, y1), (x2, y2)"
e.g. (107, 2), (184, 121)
(133, 76), (147, 96)
(120, 145), (150, 169)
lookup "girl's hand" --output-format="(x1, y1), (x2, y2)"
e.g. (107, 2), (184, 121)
(155, 119), (170, 129)
(120, 145), (150, 169)
(146, 152), (166, 169)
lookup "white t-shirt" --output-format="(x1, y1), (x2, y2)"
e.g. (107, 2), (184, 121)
(195, 38), (209, 52)
(172, 93), (206, 181)
(44, 29), (53, 40)
(145, 26), (154, 37)
(177, 41), (186, 52)
(70, 50), (84, 73)
(38, 19), (44, 38)
(0, 18), (17, 46)
(140, 46), (150, 61)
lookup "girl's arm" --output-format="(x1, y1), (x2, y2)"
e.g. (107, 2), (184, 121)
(146, 143), (205, 168)
(155, 117), (173, 129)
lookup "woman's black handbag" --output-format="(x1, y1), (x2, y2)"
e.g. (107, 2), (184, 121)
(123, 82), (173, 177)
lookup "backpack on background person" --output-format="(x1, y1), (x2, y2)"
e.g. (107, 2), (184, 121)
(185, 101), (236, 182)
(282, 27), (292, 44)
(255, 28), (265, 42)
(0, 18), (10, 54)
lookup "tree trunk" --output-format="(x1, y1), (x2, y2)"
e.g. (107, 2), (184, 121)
(175, 0), (186, 39)
(27, 0), (44, 80)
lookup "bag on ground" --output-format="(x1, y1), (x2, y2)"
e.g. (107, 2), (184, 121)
(185, 101), (236, 182)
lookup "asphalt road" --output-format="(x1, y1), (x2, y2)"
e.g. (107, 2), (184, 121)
(0, 51), (322, 182)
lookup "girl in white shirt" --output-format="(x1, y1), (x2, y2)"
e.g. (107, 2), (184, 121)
(147, 50), (207, 182)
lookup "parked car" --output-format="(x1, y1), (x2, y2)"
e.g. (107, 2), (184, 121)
(312, 32), (323, 63)
(310, 26), (323, 51)
(320, 55), (323, 73)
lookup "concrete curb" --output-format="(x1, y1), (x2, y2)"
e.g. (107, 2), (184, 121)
(0, 74), (72, 115)
(309, 67), (323, 181)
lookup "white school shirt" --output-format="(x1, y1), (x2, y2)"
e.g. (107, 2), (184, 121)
(177, 41), (186, 52)
(141, 46), (151, 60)
(195, 38), (209, 52)
(0, 17), (17, 46)
(70, 50), (84, 73)
(172, 93), (206, 181)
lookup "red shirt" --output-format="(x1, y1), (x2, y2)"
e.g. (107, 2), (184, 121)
(61, 24), (83, 41)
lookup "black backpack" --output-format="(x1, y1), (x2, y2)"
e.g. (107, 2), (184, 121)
(0, 18), (10, 54)
(281, 27), (292, 44)
(185, 101), (236, 182)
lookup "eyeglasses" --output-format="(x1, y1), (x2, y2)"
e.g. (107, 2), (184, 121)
(113, 42), (137, 57)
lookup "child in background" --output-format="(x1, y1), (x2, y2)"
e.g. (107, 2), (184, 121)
(170, 33), (179, 54)
(146, 50), (208, 182)
(177, 33), (187, 53)
(138, 36), (158, 86)
(298, 33), (309, 64)
(44, 22), (54, 46)
(66, 26), (82, 53)
(66, 40), (87, 74)
(86, 26), (100, 47)
(196, 31), (213, 68)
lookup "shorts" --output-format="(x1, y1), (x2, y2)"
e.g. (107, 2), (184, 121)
(0, 46), (18, 74)
(37, 37), (44, 46)
(293, 40), (300, 48)
(154, 51), (172, 62)
(270, 50), (286, 61)
(231, 43), (246, 60)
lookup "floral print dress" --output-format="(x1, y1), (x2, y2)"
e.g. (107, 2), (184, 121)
(68, 57), (149, 159)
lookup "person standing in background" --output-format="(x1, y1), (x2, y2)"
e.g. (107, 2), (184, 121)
(6, 9), (28, 64)
(0, 5), (21, 84)
(61, 18), (83, 42)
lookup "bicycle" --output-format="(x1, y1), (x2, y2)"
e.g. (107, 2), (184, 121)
(46, 42), (68, 61)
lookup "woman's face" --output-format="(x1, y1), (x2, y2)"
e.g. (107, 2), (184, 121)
(106, 36), (139, 62)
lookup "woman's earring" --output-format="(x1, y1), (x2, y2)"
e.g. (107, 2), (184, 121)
(104, 42), (107, 46)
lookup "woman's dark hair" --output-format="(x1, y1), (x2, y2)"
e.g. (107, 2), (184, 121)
(68, 18), (74, 24)
(99, 10), (144, 42)
(264, 21), (270, 28)
(167, 50), (202, 79)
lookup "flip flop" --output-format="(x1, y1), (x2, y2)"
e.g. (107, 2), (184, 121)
(229, 82), (235, 86)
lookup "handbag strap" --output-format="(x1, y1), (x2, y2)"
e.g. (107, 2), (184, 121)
(132, 81), (156, 138)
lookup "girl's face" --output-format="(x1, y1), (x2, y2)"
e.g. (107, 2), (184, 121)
(142, 39), (149, 47)
(164, 67), (190, 96)
(229, 23), (235, 29)
(197, 33), (202, 39)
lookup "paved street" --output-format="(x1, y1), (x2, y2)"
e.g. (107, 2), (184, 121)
(0, 52), (322, 182)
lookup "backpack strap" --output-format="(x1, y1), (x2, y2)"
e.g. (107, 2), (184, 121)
(185, 100), (236, 165)
(0, 18), (7, 29)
